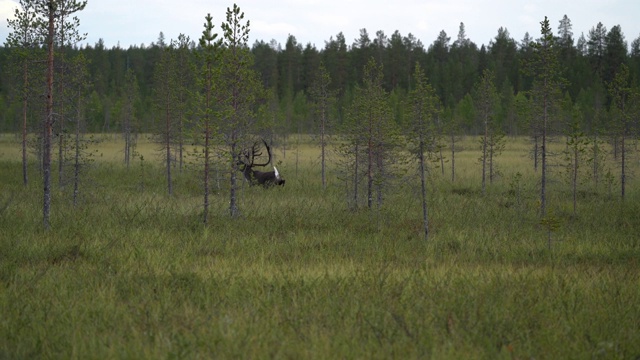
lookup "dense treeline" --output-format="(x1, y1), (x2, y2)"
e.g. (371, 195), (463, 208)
(1, 15), (639, 135)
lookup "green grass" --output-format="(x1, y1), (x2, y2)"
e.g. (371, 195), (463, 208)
(0, 134), (639, 359)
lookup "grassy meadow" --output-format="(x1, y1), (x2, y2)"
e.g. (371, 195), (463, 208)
(0, 133), (639, 359)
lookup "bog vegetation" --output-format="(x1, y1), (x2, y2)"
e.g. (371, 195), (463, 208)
(1, 135), (639, 358)
(1, 1), (640, 358)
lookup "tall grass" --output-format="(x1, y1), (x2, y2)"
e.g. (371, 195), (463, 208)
(0, 134), (639, 359)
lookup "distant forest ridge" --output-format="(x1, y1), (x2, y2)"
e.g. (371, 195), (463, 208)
(0, 15), (639, 135)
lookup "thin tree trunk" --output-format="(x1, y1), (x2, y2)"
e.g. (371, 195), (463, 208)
(43, 1), (55, 230)
(533, 135), (539, 171)
(367, 125), (374, 209)
(419, 136), (428, 240)
(229, 132), (239, 218)
(482, 114), (488, 194)
(73, 94), (81, 206)
(541, 92), (548, 217)
(592, 133), (598, 187)
(450, 132), (455, 182)
(22, 60), (28, 186)
(203, 64), (211, 225)
(621, 133), (625, 200)
(489, 137), (494, 184)
(572, 143), (578, 215)
(165, 91), (172, 196)
(321, 107), (326, 190)
(353, 143), (359, 208)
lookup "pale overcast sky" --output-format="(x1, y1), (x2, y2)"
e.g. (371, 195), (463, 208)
(1, 0), (639, 49)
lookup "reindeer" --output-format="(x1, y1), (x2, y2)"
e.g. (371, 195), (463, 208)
(238, 139), (285, 187)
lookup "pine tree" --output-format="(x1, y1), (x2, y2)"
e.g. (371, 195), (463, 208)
(122, 68), (139, 170)
(153, 40), (178, 195)
(344, 58), (398, 209)
(523, 16), (566, 217)
(308, 62), (335, 189)
(219, 4), (263, 218)
(475, 69), (501, 194)
(197, 13), (220, 225)
(34, 0), (87, 229)
(608, 64), (635, 200)
(5, 0), (43, 187)
(408, 62), (441, 240)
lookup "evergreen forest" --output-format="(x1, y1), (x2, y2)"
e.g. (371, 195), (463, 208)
(1, 13), (640, 136)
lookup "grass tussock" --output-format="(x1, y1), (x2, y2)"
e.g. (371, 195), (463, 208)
(0, 134), (639, 359)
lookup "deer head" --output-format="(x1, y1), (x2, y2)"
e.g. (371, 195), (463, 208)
(238, 139), (285, 187)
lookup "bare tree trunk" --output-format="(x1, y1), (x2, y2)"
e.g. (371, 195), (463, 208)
(482, 114), (488, 194)
(203, 63), (211, 224)
(533, 134), (539, 171)
(124, 115), (130, 169)
(376, 141), (384, 207)
(572, 143), (578, 215)
(73, 95), (81, 206)
(450, 132), (455, 182)
(203, 119), (210, 224)
(43, 1), (55, 230)
(165, 92), (172, 196)
(229, 131), (239, 218)
(353, 143), (359, 208)
(489, 137), (494, 184)
(22, 60), (28, 186)
(57, 16), (65, 188)
(621, 132), (626, 200)
(592, 133), (599, 187)
(367, 128), (374, 209)
(419, 135), (428, 240)
(320, 108), (326, 190)
(540, 92), (548, 217)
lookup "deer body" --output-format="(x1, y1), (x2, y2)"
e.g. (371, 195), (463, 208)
(238, 140), (285, 187)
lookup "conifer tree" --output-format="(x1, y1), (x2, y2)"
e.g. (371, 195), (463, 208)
(408, 62), (441, 240)
(122, 68), (139, 170)
(523, 16), (566, 217)
(308, 62), (335, 189)
(34, 0), (87, 229)
(344, 58), (397, 209)
(608, 64), (635, 200)
(154, 40), (178, 195)
(5, 0), (43, 187)
(475, 69), (501, 194)
(219, 4), (263, 218)
(197, 13), (220, 224)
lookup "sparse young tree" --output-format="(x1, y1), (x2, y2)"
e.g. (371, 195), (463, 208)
(475, 69), (501, 194)
(563, 108), (589, 215)
(121, 68), (139, 170)
(343, 58), (397, 209)
(5, 0), (43, 187)
(197, 13), (220, 224)
(34, 0), (87, 229)
(55, 0), (87, 187)
(66, 53), (93, 206)
(608, 64), (636, 200)
(218, 4), (263, 218)
(308, 62), (335, 189)
(173, 34), (195, 173)
(408, 62), (441, 240)
(153, 40), (178, 195)
(522, 17), (565, 217)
